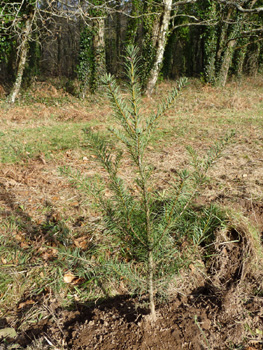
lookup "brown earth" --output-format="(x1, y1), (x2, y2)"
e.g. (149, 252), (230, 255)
(7, 262), (263, 350)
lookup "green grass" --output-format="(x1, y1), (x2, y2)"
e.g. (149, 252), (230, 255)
(0, 122), (96, 163)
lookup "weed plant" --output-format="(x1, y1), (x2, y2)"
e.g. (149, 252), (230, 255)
(63, 46), (234, 321)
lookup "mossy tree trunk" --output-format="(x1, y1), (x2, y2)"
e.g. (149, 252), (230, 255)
(236, 38), (249, 78)
(93, 18), (106, 75)
(91, 17), (106, 92)
(7, 14), (33, 103)
(203, 2), (218, 83)
(146, 0), (173, 96)
(216, 37), (237, 87)
(247, 41), (261, 76)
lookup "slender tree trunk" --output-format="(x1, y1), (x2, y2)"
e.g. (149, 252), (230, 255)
(217, 38), (237, 87)
(7, 15), (33, 103)
(216, 9), (245, 87)
(57, 25), (62, 76)
(125, 0), (141, 45)
(116, 0), (121, 65)
(94, 18), (106, 71)
(216, 10), (239, 87)
(139, 155), (156, 321)
(248, 41), (260, 76)
(146, 0), (173, 96)
(204, 2), (218, 83)
(216, 9), (233, 62)
(148, 249), (156, 321)
(151, 15), (162, 48)
(142, 178), (157, 322)
(236, 39), (249, 78)
(92, 17), (106, 92)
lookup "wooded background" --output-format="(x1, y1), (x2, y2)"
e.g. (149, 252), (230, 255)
(1, 0), (263, 102)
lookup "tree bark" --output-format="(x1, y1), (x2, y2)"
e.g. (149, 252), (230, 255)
(216, 8), (233, 62)
(146, 0), (173, 96)
(204, 2), (218, 83)
(148, 249), (156, 322)
(216, 37), (237, 87)
(247, 41), (260, 76)
(92, 17), (106, 91)
(236, 39), (249, 78)
(7, 15), (33, 103)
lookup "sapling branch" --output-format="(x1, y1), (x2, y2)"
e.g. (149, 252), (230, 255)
(103, 77), (135, 138)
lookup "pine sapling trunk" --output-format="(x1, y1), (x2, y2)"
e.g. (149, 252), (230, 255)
(145, 196), (156, 321)
(148, 249), (156, 321)
(140, 164), (157, 321)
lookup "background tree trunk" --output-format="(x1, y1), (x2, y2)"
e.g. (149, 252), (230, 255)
(204, 2), (218, 83)
(247, 41), (261, 76)
(236, 38), (249, 78)
(146, 0), (173, 96)
(216, 38), (237, 87)
(92, 17), (106, 92)
(7, 15), (33, 103)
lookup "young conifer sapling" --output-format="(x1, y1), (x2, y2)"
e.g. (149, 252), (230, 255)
(83, 46), (234, 322)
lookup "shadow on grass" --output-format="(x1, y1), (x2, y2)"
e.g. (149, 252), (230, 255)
(0, 182), (70, 245)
